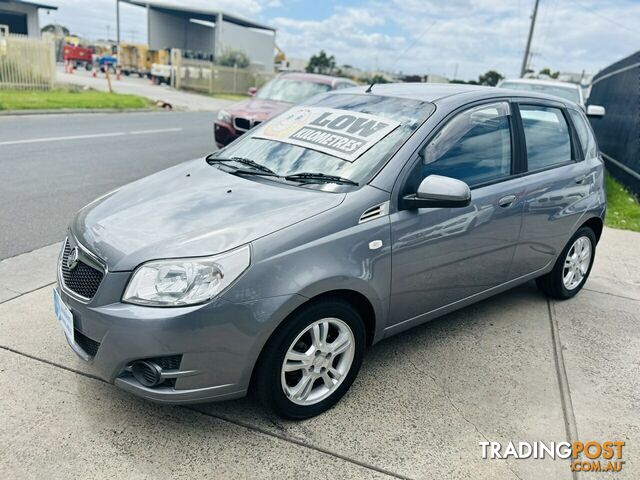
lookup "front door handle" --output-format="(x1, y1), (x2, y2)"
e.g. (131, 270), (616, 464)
(498, 194), (517, 208)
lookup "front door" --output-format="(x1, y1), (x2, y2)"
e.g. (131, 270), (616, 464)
(388, 101), (525, 330)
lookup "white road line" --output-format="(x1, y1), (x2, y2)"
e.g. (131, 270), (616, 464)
(0, 127), (183, 146)
(129, 127), (183, 135)
(0, 132), (125, 146)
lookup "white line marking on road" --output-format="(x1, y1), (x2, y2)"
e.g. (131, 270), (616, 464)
(129, 128), (183, 135)
(0, 132), (125, 146)
(0, 127), (183, 146)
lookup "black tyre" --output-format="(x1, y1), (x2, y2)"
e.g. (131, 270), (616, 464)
(255, 298), (366, 419)
(536, 226), (596, 300)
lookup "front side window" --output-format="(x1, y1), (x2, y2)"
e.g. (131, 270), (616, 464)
(420, 102), (512, 187)
(520, 105), (572, 171)
(568, 108), (597, 158)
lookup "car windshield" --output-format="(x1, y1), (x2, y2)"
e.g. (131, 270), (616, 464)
(256, 78), (332, 104)
(214, 94), (435, 188)
(500, 81), (581, 104)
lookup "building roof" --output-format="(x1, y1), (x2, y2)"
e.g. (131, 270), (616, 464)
(0, 0), (58, 9)
(121, 0), (275, 32)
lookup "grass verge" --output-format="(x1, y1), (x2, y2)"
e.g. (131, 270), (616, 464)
(0, 88), (152, 110)
(605, 173), (640, 232)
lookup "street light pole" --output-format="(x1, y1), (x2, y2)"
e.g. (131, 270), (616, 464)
(520, 0), (540, 78)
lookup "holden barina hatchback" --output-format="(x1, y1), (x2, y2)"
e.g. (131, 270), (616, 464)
(55, 84), (605, 419)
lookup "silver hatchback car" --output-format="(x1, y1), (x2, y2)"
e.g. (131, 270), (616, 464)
(54, 84), (605, 419)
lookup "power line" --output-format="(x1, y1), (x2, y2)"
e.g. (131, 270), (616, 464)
(388, 19), (438, 72)
(567, 0), (640, 36)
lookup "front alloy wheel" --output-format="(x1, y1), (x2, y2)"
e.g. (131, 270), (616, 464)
(281, 318), (355, 406)
(255, 299), (365, 419)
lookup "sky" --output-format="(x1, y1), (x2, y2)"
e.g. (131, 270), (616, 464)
(39, 0), (640, 80)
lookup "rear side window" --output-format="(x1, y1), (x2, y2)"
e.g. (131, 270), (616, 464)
(568, 109), (597, 158)
(421, 102), (512, 187)
(520, 105), (572, 171)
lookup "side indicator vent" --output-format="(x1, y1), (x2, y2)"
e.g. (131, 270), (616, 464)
(358, 201), (390, 224)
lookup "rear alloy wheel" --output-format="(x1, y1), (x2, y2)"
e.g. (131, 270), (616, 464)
(255, 299), (365, 419)
(536, 226), (596, 299)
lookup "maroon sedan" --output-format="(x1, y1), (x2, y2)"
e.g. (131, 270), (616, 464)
(214, 72), (358, 147)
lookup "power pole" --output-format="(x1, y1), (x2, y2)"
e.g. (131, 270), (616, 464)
(116, 0), (120, 45)
(520, 0), (539, 78)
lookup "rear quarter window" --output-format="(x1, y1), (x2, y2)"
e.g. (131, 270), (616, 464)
(568, 108), (597, 159)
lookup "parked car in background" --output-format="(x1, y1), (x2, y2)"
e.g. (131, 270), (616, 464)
(497, 78), (606, 117)
(214, 72), (358, 147)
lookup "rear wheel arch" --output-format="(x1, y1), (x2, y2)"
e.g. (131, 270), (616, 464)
(581, 216), (603, 243)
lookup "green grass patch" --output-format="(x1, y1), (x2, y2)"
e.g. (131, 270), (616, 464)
(210, 93), (249, 102)
(0, 89), (152, 110)
(605, 173), (640, 232)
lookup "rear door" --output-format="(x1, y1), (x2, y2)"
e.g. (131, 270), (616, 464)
(508, 102), (593, 278)
(388, 101), (526, 330)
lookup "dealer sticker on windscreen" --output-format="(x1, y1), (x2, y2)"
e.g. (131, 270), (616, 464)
(253, 106), (401, 162)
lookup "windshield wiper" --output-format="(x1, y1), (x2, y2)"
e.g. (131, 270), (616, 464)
(206, 155), (279, 176)
(284, 172), (358, 186)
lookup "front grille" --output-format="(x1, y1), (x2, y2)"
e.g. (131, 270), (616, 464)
(60, 239), (104, 300)
(152, 355), (182, 370)
(75, 329), (101, 357)
(233, 117), (251, 131)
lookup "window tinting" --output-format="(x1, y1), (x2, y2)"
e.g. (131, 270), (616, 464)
(568, 109), (596, 158)
(421, 102), (512, 186)
(520, 105), (572, 171)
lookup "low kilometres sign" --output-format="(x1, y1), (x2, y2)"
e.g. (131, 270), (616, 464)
(253, 107), (401, 162)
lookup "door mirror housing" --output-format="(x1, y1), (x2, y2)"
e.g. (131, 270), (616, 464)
(248, 87), (257, 97)
(586, 105), (605, 117)
(402, 175), (471, 209)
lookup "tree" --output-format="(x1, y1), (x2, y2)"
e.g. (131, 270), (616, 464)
(216, 49), (250, 69)
(539, 67), (559, 79)
(478, 70), (504, 87)
(306, 50), (336, 75)
(41, 24), (70, 36)
(359, 74), (390, 85)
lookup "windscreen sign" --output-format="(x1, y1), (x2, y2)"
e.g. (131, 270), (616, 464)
(253, 107), (401, 162)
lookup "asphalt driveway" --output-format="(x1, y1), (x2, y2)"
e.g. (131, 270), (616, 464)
(0, 227), (638, 479)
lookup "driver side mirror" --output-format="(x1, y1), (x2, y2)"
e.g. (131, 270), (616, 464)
(248, 87), (257, 97)
(402, 175), (471, 209)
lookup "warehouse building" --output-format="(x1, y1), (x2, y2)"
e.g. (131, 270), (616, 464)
(0, 0), (57, 37)
(121, 0), (276, 72)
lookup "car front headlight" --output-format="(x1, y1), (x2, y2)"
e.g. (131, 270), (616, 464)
(217, 109), (232, 124)
(123, 245), (250, 307)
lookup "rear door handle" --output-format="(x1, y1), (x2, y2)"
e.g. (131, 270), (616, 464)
(498, 194), (517, 208)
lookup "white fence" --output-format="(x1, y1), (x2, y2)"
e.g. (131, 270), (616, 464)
(0, 26), (56, 90)
(172, 53), (273, 95)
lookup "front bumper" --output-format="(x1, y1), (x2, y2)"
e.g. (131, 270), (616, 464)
(57, 272), (301, 404)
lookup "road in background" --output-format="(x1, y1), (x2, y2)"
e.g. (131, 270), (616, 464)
(0, 111), (217, 260)
(56, 66), (233, 111)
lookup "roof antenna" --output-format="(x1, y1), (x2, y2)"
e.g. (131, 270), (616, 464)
(365, 81), (375, 93)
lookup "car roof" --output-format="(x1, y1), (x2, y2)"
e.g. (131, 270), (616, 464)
(333, 82), (577, 107)
(277, 71), (357, 86)
(499, 78), (580, 90)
